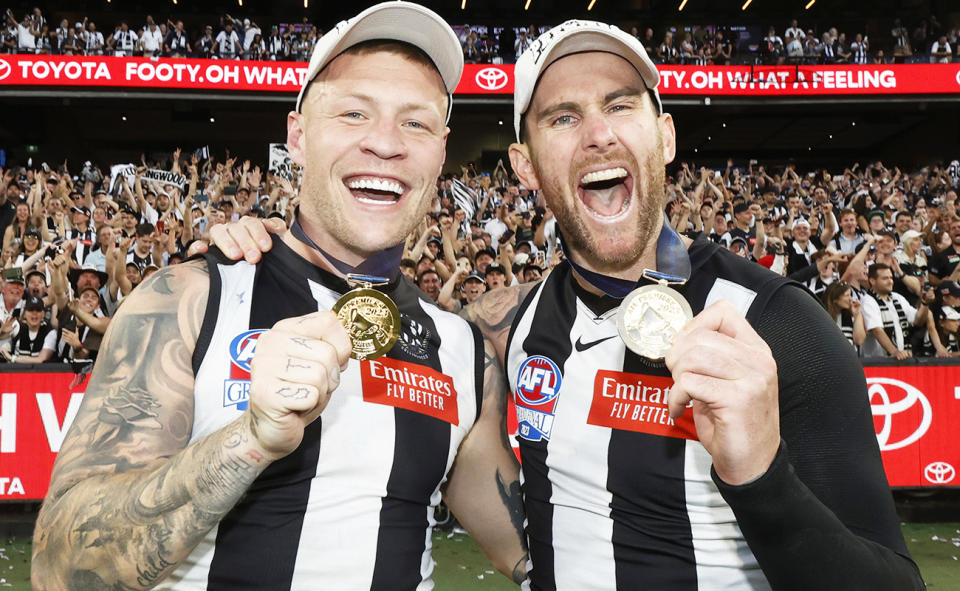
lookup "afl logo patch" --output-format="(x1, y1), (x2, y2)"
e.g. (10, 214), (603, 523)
(515, 356), (563, 442)
(229, 329), (265, 372)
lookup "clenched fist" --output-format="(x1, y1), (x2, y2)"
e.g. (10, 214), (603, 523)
(244, 311), (352, 461)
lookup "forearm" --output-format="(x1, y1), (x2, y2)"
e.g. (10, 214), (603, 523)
(716, 443), (922, 591)
(33, 416), (270, 591)
(76, 307), (110, 333)
(732, 288), (924, 590)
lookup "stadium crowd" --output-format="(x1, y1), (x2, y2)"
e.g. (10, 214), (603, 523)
(3, 6), (960, 64)
(2, 149), (960, 365)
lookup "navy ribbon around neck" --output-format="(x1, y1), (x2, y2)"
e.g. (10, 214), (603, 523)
(559, 218), (691, 299)
(290, 210), (403, 281)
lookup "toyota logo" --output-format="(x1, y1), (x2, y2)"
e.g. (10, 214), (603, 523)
(868, 377), (932, 451)
(924, 462), (955, 484)
(475, 67), (508, 91)
(0, 59), (10, 81)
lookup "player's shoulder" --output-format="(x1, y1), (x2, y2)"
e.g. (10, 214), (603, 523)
(116, 259), (210, 315)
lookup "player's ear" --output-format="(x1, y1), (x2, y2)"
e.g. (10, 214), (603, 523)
(509, 142), (541, 191)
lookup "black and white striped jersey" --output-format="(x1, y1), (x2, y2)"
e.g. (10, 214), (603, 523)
(160, 236), (484, 590)
(506, 236), (918, 590)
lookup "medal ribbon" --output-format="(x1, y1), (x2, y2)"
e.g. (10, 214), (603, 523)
(290, 209), (403, 281)
(559, 218), (691, 299)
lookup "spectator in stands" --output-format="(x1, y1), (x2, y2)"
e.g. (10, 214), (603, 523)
(214, 20), (241, 59)
(164, 20), (190, 57)
(244, 32), (266, 60)
(49, 254), (108, 362)
(514, 28), (532, 61)
(484, 262), (507, 290)
(785, 32), (803, 61)
(822, 280), (866, 350)
(896, 229), (928, 294)
(656, 30), (677, 64)
(711, 29), (732, 64)
(107, 21), (137, 57)
(835, 32), (852, 63)
(679, 31), (698, 64)
(831, 208), (865, 253)
(2, 295), (55, 363)
(785, 19), (805, 42)
(416, 268), (441, 303)
(84, 225), (114, 272)
(640, 27), (656, 57)
(266, 25), (287, 60)
(891, 18), (911, 61)
(762, 26), (784, 64)
(16, 10), (39, 53)
(140, 16), (162, 57)
(820, 31), (837, 63)
(928, 215), (960, 285)
(930, 35), (951, 63)
(195, 25), (215, 58)
(2, 12), (17, 54)
(84, 21), (104, 55)
(241, 18), (261, 54)
(850, 33), (869, 64)
(861, 263), (931, 358)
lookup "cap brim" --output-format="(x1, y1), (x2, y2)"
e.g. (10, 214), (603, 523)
(514, 21), (661, 140)
(295, 2), (463, 116)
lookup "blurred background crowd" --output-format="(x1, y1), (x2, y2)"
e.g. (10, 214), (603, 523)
(3, 151), (960, 364)
(4, 6), (960, 64)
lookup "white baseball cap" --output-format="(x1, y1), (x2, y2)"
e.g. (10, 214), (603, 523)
(295, 1), (463, 122)
(942, 306), (960, 321)
(513, 19), (662, 141)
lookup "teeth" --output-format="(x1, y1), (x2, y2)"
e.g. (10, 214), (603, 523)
(580, 167), (627, 185)
(346, 177), (404, 195)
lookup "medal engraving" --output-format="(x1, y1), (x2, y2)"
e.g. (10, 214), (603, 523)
(333, 288), (400, 361)
(616, 284), (693, 360)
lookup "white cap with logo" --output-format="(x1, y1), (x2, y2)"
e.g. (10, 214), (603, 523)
(295, 1), (463, 122)
(513, 19), (662, 141)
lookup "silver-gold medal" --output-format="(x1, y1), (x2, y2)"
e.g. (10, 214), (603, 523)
(616, 272), (693, 361)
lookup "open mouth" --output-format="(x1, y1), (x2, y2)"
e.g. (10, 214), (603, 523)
(577, 167), (632, 219)
(344, 176), (407, 205)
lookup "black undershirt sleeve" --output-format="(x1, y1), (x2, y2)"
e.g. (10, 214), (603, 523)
(711, 284), (926, 591)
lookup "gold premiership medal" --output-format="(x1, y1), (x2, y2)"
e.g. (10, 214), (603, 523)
(616, 282), (693, 361)
(332, 276), (400, 361)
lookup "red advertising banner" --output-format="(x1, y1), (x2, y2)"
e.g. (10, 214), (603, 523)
(0, 371), (88, 501)
(1, 56), (959, 98)
(864, 365), (960, 487)
(2, 363), (957, 500)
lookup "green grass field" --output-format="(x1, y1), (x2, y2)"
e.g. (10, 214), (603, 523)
(4, 523), (958, 590)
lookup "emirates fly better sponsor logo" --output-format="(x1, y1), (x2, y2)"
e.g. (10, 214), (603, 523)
(475, 67), (508, 90)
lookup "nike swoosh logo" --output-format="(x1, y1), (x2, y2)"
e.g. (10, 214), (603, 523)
(575, 335), (616, 352)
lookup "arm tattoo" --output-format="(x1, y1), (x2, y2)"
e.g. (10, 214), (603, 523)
(32, 261), (271, 591)
(496, 468), (527, 552)
(462, 282), (538, 360)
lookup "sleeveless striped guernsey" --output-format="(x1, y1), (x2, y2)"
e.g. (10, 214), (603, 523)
(506, 236), (788, 591)
(160, 236), (484, 590)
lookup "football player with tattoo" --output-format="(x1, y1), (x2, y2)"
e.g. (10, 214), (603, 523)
(209, 18), (923, 591)
(32, 4), (527, 590)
